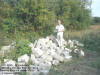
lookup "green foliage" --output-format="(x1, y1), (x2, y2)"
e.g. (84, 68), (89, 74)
(1, 0), (91, 36)
(1, 49), (16, 61)
(92, 17), (100, 25)
(19, 72), (26, 75)
(15, 40), (31, 59)
(61, 0), (91, 29)
(80, 31), (100, 52)
(88, 60), (100, 69)
(1, 18), (20, 33)
(26, 32), (40, 43)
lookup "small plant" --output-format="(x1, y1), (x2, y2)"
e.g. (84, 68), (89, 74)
(27, 32), (40, 43)
(15, 40), (31, 59)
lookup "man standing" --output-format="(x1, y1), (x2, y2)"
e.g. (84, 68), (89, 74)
(55, 20), (64, 47)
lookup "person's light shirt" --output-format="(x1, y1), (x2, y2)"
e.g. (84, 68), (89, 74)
(56, 24), (64, 34)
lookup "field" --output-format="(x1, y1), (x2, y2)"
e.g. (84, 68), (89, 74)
(48, 25), (100, 75)
(0, 25), (100, 75)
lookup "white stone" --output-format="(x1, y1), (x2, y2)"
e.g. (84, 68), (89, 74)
(52, 60), (59, 65)
(33, 40), (38, 48)
(4, 59), (16, 66)
(73, 40), (79, 45)
(1, 42), (16, 52)
(65, 48), (72, 53)
(11, 41), (16, 48)
(74, 49), (79, 53)
(80, 50), (85, 56)
(1, 45), (11, 51)
(62, 51), (70, 57)
(29, 43), (34, 48)
(45, 61), (52, 66)
(51, 52), (64, 62)
(68, 40), (74, 48)
(62, 39), (67, 46)
(31, 54), (36, 62)
(45, 56), (53, 62)
(38, 63), (51, 72)
(4, 59), (9, 63)
(41, 54), (48, 60)
(18, 54), (29, 64)
(30, 55), (40, 65)
(56, 49), (63, 54)
(64, 56), (72, 60)
(34, 60), (40, 65)
(17, 62), (26, 66)
(32, 48), (44, 57)
(73, 40), (84, 47)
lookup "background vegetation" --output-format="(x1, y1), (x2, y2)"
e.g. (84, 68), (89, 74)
(0, 0), (91, 37)
(92, 17), (100, 25)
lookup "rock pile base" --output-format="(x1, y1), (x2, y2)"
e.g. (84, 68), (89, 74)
(0, 35), (85, 75)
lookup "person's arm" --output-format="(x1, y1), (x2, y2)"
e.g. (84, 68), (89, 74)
(54, 26), (58, 32)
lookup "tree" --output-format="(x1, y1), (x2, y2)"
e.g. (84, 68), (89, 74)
(1, 0), (91, 35)
(51, 0), (91, 29)
(92, 17), (100, 25)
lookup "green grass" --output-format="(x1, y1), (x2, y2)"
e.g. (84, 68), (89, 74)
(88, 60), (100, 69)
(0, 31), (11, 48)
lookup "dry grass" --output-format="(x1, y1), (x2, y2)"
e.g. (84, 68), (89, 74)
(64, 25), (100, 39)
(90, 25), (100, 30)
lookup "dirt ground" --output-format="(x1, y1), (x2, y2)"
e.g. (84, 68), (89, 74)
(48, 50), (100, 75)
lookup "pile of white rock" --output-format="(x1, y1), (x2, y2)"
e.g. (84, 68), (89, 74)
(0, 35), (85, 75)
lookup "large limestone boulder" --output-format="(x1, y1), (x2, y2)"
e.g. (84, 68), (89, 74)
(52, 60), (59, 65)
(79, 50), (85, 56)
(47, 35), (58, 45)
(65, 48), (72, 53)
(1, 45), (11, 53)
(68, 40), (74, 48)
(31, 54), (40, 65)
(74, 49), (79, 53)
(38, 63), (51, 74)
(73, 49), (85, 56)
(44, 56), (53, 62)
(32, 48), (44, 57)
(51, 52), (64, 62)
(18, 54), (29, 64)
(62, 39), (67, 46)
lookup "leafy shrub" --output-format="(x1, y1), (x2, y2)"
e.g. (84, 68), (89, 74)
(25, 32), (40, 43)
(1, 18), (18, 33)
(15, 40), (31, 59)
(1, 0), (91, 36)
